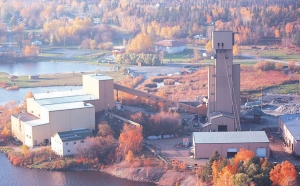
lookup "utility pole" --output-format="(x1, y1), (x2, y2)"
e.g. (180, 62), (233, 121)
(261, 85), (263, 110)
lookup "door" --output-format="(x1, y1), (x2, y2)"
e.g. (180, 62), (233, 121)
(256, 148), (267, 158)
(218, 125), (227, 131)
(227, 148), (238, 158)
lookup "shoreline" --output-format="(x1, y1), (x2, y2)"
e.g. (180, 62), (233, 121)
(0, 148), (196, 185)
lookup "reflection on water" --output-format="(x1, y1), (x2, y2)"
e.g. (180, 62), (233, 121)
(0, 152), (156, 186)
(0, 62), (109, 75)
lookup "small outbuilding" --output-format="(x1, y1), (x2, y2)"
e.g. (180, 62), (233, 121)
(51, 128), (92, 157)
(192, 131), (269, 159)
(29, 74), (39, 79)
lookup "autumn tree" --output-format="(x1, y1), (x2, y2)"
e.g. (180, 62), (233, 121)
(118, 124), (143, 156)
(233, 44), (239, 56)
(254, 61), (276, 71)
(77, 135), (115, 161)
(97, 122), (114, 137)
(1, 126), (10, 137)
(274, 29), (280, 38)
(233, 148), (255, 165)
(270, 161), (297, 186)
(21, 145), (30, 155)
(0, 101), (20, 129)
(201, 150), (220, 181)
(205, 40), (212, 55)
(288, 61), (296, 71)
(285, 23), (294, 36)
(125, 150), (134, 163)
(80, 38), (92, 49)
(275, 62), (283, 70)
(126, 33), (153, 54)
(23, 46), (39, 57)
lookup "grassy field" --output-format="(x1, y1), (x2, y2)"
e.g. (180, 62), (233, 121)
(241, 47), (300, 61)
(0, 71), (126, 88)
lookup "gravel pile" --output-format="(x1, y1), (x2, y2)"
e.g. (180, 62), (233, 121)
(274, 104), (300, 114)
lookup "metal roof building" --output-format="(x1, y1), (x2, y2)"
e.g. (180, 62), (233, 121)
(192, 131), (270, 159)
(51, 129), (92, 156)
(278, 114), (300, 155)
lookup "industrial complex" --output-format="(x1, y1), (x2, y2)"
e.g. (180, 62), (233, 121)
(11, 31), (271, 159)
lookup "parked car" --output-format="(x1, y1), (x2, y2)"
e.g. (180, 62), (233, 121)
(0, 140), (7, 146)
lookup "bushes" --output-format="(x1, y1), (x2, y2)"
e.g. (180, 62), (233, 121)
(254, 61), (275, 71)
(129, 111), (181, 137)
(115, 53), (161, 66)
(144, 83), (157, 88)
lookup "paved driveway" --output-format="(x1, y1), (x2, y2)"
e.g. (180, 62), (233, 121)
(146, 136), (207, 166)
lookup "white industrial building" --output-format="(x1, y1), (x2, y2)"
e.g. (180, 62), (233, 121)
(51, 129), (92, 156)
(278, 114), (300, 155)
(154, 40), (186, 54)
(11, 74), (114, 148)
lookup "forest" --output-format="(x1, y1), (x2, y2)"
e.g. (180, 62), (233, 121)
(0, 0), (298, 57)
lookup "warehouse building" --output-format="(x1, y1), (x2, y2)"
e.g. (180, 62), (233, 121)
(192, 131), (270, 159)
(278, 114), (300, 155)
(11, 74), (114, 147)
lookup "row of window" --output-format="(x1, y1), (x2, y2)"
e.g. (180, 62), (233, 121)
(65, 140), (84, 145)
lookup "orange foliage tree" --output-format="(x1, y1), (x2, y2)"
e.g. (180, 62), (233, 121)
(23, 46), (39, 57)
(118, 124), (143, 156)
(270, 161), (297, 186)
(0, 101), (20, 129)
(125, 150), (134, 163)
(234, 148), (255, 165)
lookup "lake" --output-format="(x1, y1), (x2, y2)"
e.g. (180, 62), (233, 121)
(0, 154), (156, 186)
(0, 62), (109, 75)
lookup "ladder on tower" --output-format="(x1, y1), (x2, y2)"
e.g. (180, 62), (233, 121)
(224, 57), (241, 131)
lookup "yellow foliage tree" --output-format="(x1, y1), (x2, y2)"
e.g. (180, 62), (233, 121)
(274, 29), (280, 38)
(233, 44), (239, 56)
(1, 126), (10, 137)
(205, 40), (212, 54)
(125, 150), (134, 163)
(21, 145), (30, 155)
(126, 33), (153, 54)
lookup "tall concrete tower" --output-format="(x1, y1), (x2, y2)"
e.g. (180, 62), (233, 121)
(203, 31), (241, 132)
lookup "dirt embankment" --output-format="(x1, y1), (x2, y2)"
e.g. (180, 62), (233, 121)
(102, 162), (197, 185)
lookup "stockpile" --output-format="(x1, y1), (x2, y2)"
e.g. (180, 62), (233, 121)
(241, 106), (264, 116)
(275, 104), (300, 114)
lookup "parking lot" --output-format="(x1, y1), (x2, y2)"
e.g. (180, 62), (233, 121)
(146, 136), (207, 167)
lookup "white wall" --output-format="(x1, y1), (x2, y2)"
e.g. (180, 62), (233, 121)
(27, 98), (41, 118)
(51, 134), (63, 156)
(51, 134), (86, 156)
(49, 107), (95, 136)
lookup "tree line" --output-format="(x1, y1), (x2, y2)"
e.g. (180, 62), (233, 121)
(199, 149), (298, 185)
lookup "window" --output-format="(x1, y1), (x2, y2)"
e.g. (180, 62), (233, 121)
(74, 142), (76, 144)
(66, 143), (68, 145)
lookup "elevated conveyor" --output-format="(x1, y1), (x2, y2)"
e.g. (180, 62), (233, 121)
(114, 84), (207, 116)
